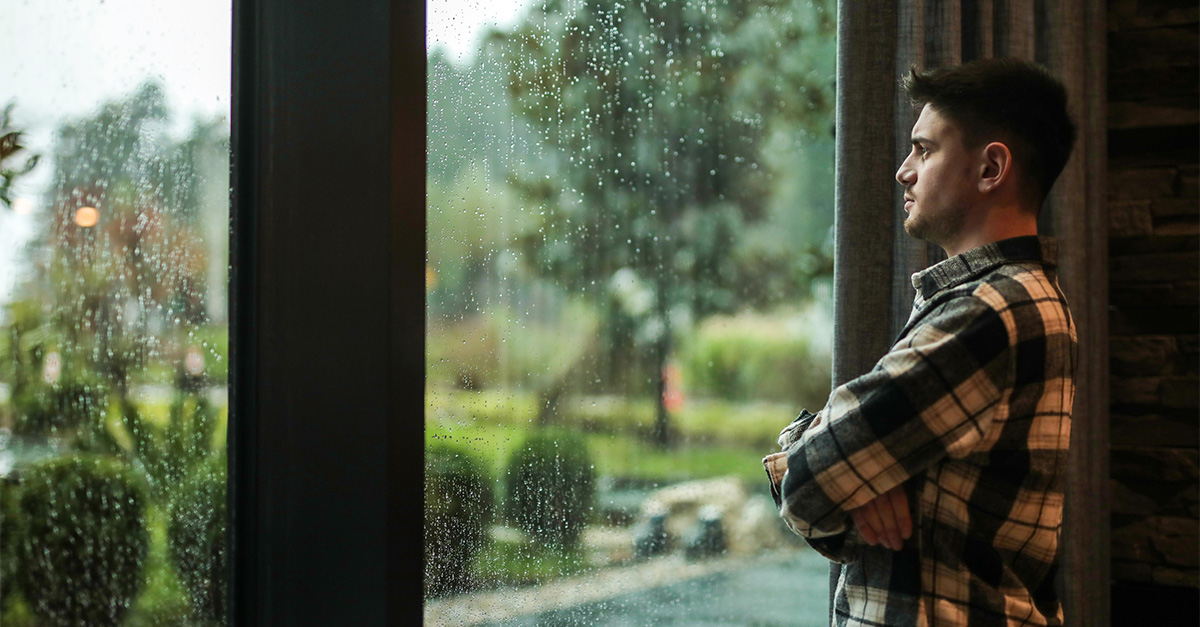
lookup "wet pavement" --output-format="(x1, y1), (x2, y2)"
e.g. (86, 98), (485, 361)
(477, 549), (832, 627)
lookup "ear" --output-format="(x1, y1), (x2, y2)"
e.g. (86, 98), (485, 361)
(978, 142), (1012, 194)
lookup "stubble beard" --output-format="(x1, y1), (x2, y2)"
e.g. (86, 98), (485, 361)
(904, 203), (963, 249)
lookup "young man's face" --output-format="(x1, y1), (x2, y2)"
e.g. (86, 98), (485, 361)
(895, 105), (980, 247)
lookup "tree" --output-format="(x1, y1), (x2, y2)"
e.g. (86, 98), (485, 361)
(7, 81), (226, 445)
(0, 102), (41, 209)
(496, 0), (835, 445)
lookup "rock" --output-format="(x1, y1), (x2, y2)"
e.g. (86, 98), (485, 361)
(1110, 376), (1162, 405)
(1111, 252), (1200, 283)
(640, 477), (748, 545)
(638, 477), (793, 555)
(683, 505), (728, 560)
(1110, 336), (1176, 376)
(728, 494), (794, 553)
(1111, 479), (1160, 517)
(1159, 377), (1200, 408)
(1153, 566), (1200, 588)
(632, 507), (670, 559)
(1111, 447), (1199, 483)
(1109, 200), (1154, 237)
(1112, 516), (1200, 568)
(1107, 167), (1177, 201)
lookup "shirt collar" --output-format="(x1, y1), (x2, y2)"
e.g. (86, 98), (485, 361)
(910, 236), (1058, 299)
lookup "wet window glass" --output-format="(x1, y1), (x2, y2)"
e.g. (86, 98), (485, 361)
(1, 4), (230, 625)
(426, 0), (836, 624)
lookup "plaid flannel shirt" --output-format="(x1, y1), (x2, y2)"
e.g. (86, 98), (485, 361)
(777, 236), (1076, 626)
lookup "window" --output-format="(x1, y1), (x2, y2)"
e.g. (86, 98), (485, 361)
(425, 1), (838, 623)
(1, 4), (230, 625)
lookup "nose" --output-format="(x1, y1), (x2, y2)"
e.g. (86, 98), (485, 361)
(896, 155), (915, 187)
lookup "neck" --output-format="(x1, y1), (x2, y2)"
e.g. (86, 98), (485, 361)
(940, 202), (1038, 258)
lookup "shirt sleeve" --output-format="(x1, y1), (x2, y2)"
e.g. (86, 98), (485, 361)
(779, 294), (1014, 537)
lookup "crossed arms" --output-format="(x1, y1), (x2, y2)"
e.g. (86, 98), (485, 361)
(765, 291), (1015, 554)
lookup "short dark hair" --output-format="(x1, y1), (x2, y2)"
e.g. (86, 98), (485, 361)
(902, 58), (1077, 208)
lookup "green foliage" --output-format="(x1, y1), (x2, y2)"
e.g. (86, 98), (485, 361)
(17, 455), (149, 627)
(678, 307), (832, 406)
(504, 428), (596, 549)
(426, 301), (598, 392)
(0, 102), (40, 209)
(0, 478), (22, 612)
(6, 82), (228, 423)
(500, 0), (835, 320)
(427, 387), (793, 451)
(123, 391), (222, 499)
(428, 406), (780, 490)
(11, 376), (109, 437)
(167, 455), (227, 623)
(471, 533), (586, 588)
(424, 443), (494, 597)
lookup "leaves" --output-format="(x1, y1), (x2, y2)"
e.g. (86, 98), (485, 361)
(0, 102), (43, 208)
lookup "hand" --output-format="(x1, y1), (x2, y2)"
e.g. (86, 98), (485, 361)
(850, 484), (912, 551)
(763, 451), (788, 485)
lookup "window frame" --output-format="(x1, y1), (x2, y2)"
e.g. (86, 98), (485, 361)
(229, 0), (426, 623)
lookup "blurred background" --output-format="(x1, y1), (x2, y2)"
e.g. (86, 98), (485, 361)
(0, 3), (231, 625)
(425, 1), (839, 624)
(0, 0), (841, 624)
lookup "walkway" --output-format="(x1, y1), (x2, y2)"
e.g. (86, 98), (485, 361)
(426, 548), (831, 626)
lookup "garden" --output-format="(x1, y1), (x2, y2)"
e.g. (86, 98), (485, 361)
(0, 0), (839, 623)
(422, 0), (837, 607)
(0, 86), (231, 625)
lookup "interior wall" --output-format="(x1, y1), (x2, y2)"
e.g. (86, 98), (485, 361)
(1106, 0), (1200, 621)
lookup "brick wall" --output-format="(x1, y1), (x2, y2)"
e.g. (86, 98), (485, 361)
(1107, 0), (1200, 616)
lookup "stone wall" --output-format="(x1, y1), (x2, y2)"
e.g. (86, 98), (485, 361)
(1107, 0), (1200, 613)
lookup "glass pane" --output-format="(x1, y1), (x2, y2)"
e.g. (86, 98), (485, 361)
(426, 0), (836, 624)
(1, 4), (230, 626)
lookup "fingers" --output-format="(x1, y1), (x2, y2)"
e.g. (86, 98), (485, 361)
(888, 485), (913, 540)
(856, 498), (890, 547)
(875, 497), (901, 550)
(851, 506), (879, 546)
(850, 485), (912, 551)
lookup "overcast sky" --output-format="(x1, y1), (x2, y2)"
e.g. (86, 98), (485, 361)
(0, 0), (534, 306)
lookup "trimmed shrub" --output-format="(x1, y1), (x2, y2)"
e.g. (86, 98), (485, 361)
(504, 428), (595, 549)
(425, 442), (493, 597)
(0, 477), (21, 611)
(167, 455), (227, 624)
(12, 377), (108, 436)
(678, 307), (832, 405)
(18, 454), (149, 627)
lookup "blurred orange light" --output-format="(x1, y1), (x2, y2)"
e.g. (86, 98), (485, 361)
(426, 265), (438, 291)
(75, 206), (99, 227)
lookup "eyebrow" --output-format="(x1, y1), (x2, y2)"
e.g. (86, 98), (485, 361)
(911, 136), (937, 148)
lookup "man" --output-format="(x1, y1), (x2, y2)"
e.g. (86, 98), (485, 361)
(764, 58), (1078, 626)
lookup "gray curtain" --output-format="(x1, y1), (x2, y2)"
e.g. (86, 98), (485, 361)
(831, 1), (1109, 624)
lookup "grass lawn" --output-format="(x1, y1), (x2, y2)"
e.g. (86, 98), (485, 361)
(426, 395), (774, 486)
(427, 387), (799, 447)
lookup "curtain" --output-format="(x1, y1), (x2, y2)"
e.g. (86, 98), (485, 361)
(831, 1), (1109, 624)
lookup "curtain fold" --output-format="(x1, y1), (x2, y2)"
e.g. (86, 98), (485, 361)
(832, 0), (1108, 623)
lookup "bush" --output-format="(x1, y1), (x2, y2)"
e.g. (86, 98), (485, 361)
(504, 428), (595, 549)
(18, 455), (149, 627)
(0, 477), (21, 612)
(124, 391), (222, 499)
(167, 455), (227, 623)
(678, 307), (831, 405)
(425, 442), (493, 597)
(12, 377), (108, 436)
(426, 303), (598, 392)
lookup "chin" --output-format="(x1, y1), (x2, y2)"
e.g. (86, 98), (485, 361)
(903, 215), (924, 239)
